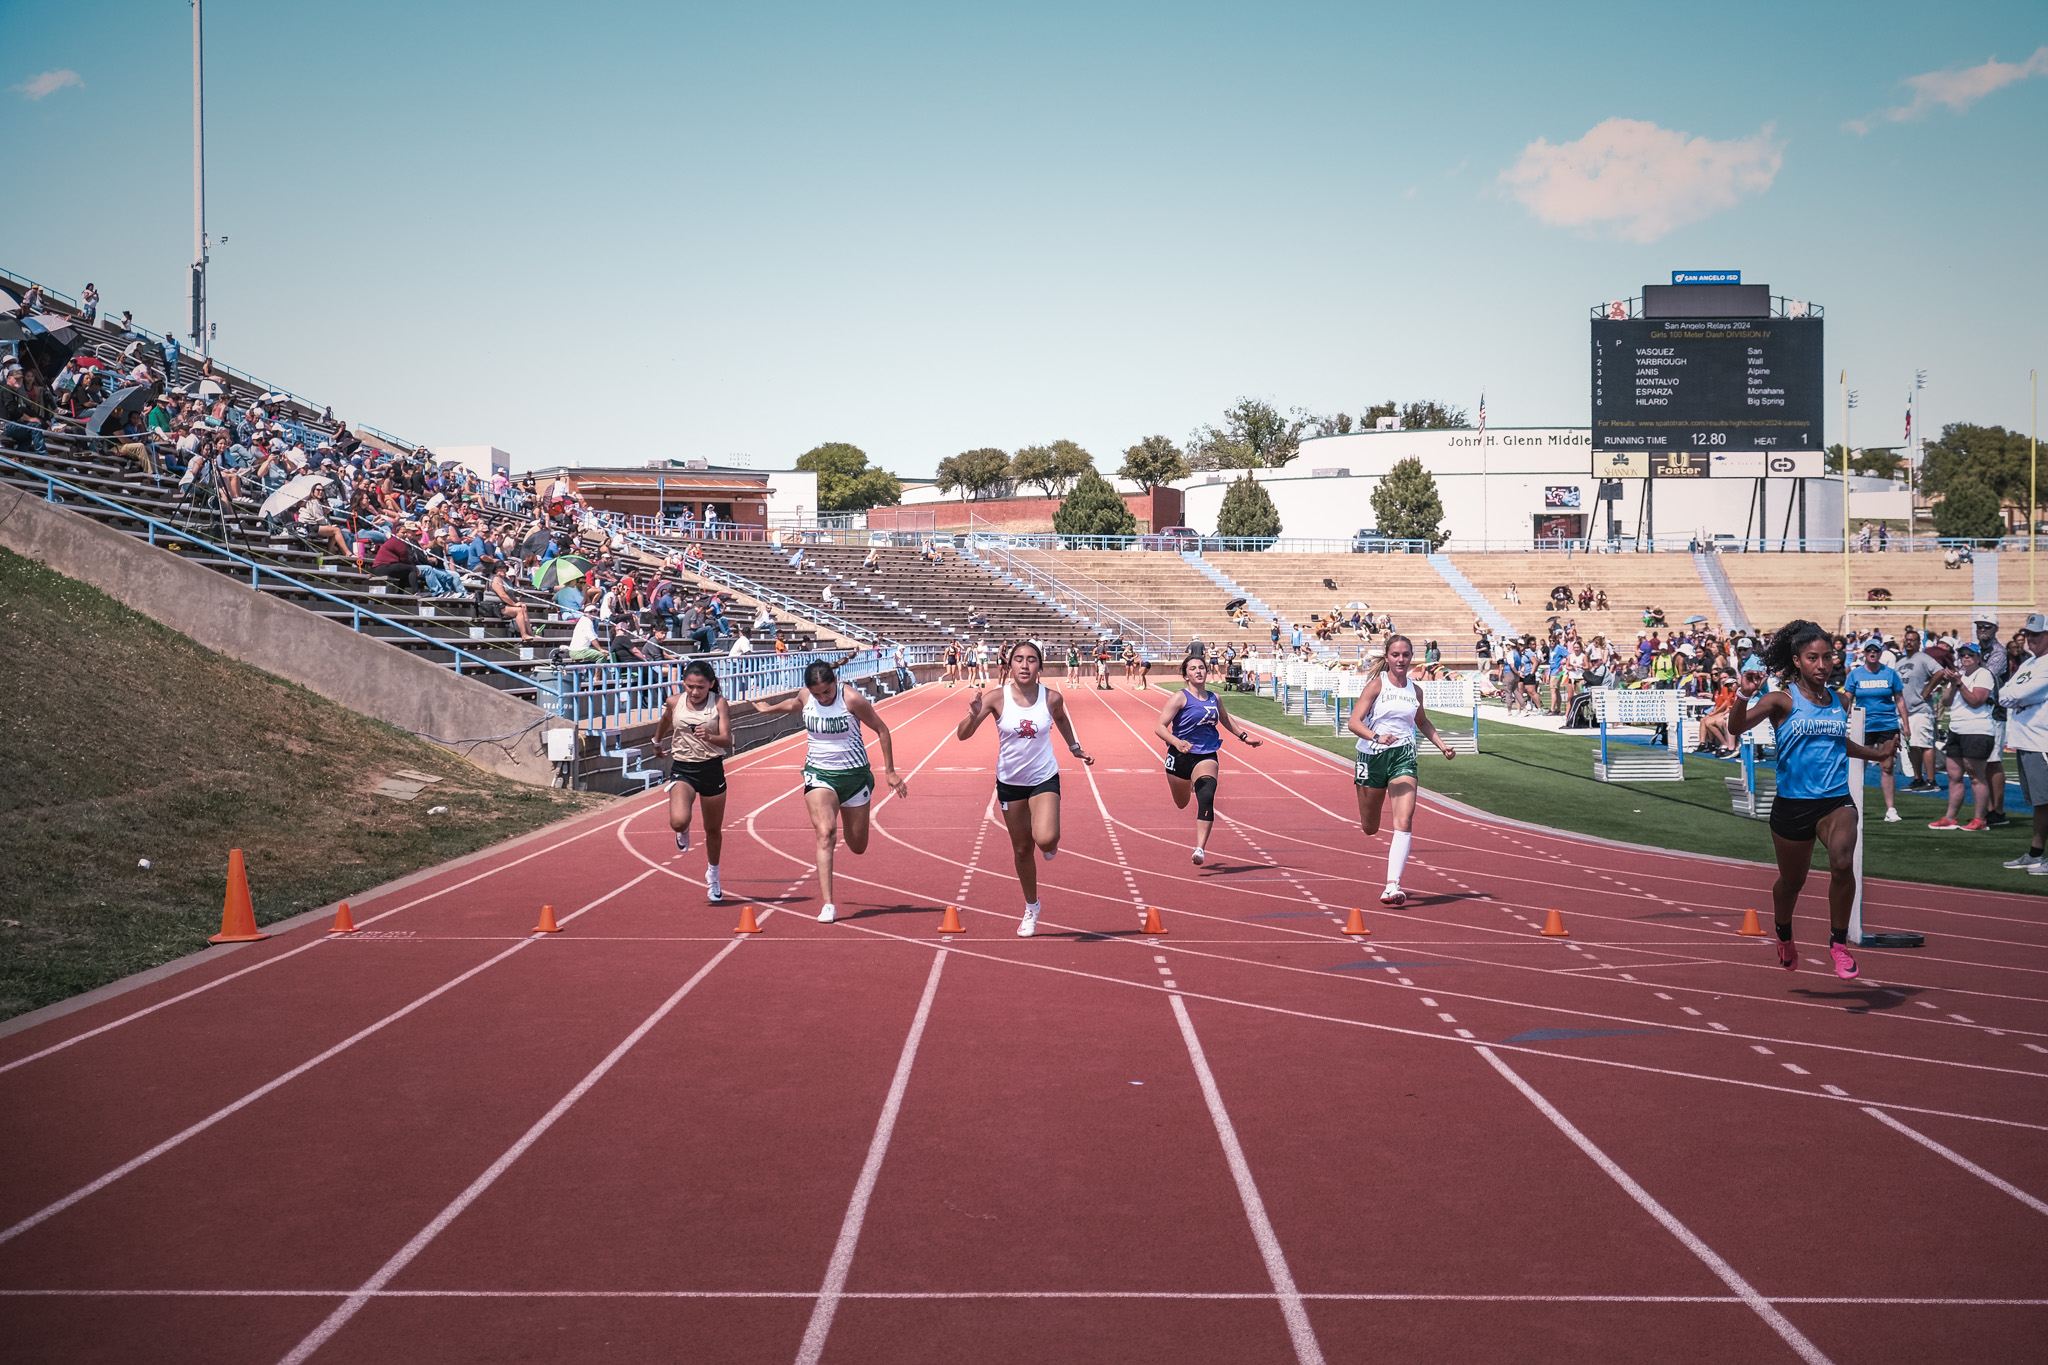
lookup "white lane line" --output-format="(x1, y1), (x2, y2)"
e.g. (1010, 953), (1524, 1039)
(0, 808), (652, 1077)
(794, 948), (950, 1365)
(10, 1287), (2048, 1304)
(1475, 1047), (1835, 1365)
(1783, 1064), (1811, 1076)
(1170, 994), (1327, 1365)
(1862, 1107), (2048, 1217)
(277, 919), (761, 1365)
(0, 870), (658, 1250)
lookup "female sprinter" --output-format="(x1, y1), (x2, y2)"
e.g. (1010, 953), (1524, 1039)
(1346, 636), (1457, 906)
(750, 658), (907, 923)
(1154, 654), (1262, 865)
(1727, 620), (1899, 980)
(956, 640), (1094, 936)
(651, 659), (733, 902)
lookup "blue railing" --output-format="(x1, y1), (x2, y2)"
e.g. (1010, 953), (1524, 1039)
(547, 646), (942, 732)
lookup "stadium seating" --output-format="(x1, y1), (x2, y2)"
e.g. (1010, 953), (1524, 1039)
(1205, 551), (1482, 659)
(1449, 552), (1722, 643)
(1719, 550), (2029, 637)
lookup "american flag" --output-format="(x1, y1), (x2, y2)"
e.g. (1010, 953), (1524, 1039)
(1903, 401), (1912, 445)
(1476, 392), (1487, 440)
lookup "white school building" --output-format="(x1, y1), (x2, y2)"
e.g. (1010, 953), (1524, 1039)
(1176, 427), (1850, 548)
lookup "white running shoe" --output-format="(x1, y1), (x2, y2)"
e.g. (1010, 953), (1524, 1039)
(706, 867), (723, 902)
(1882, 808), (1901, 824)
(2030, 860), (2048, 876)
(817, 903), (836, 923)
(1192, 847), (1206, 866)
(2003, 853), (2041, 870)
(675, 828), (690, 851)
(1018, 904), (1040, 937)
(1380, 883), (1406, 906)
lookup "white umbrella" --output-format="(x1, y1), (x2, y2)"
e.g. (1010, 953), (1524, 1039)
(260, 473), (326, 518)
(196, 378), (224, 398)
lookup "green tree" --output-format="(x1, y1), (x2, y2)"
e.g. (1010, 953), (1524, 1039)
(1118, 434), (1191, 490)
(1011, 439), (1093, 497)
(1828, 444), (1906, 479)
(1370, 456), (1448, 548)
(1188, 397), (1305, 471)
(1361, 400), (1397, 428)
(1052, 468), (1138, 541)
(1932, 479), (2006, 541)
(795, 441), (904, 512)
(1214, 473), (1281, 545)
(1399, 400), (1469, 430)
(934, 447), (1012, 501)
(1922, 423), (2032, 516)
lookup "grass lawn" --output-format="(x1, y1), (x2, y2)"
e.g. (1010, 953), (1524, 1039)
(1218, 688), (2042, 898)
(0, 547), (605, 1021)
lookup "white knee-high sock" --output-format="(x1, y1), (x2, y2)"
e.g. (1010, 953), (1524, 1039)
(1387, 830), (1412, 885)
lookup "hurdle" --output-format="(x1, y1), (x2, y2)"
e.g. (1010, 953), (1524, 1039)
(1724, 731), (1776, 819)
(1590, 688), (1685, 782)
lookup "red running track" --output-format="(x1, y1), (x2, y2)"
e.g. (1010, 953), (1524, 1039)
(1, 681), (2045, 1364)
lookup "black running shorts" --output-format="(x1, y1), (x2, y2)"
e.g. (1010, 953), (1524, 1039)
(996, 775), (1061, 807)
(670, 756), (728, 797)
(1164, 747), (1218, 782)
(1768, 792), (1854, 843)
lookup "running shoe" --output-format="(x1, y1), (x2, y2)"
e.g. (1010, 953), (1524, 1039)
(2003, 853), (2042, 870)
(1776, 939), (1798, 971)
(1017, 905), (1040, 937)
(1927, 817), (1959, 830)
(706, 867), (723, 902)
(1883, 808), (1901, 823)
(816, 903), (836, 923)
(2031, 860), (2048, 876)
(1380, 883), (1406, 907)
(1960, 818), (1989, 832)
(1041, 846), (1058, 862)
(1829, 941), (1859, 980)
(1987, 812), (2012, 828)
(675, 828), (690, 852)
(1192, 847), (1206, 866)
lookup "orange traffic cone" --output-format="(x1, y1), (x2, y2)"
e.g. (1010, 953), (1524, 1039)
(534, 903), (562, 933)
(208, 849), (267, 943)
(1342, 907), (1371, 936)
(1737, 908), (1766, 936)
(1142, 905), (1168, 935)
(938, 904), (965, 934)
(329, 901), (358, 934)
(734, 904), (762, 934)
(1539, 908), (1569, 937)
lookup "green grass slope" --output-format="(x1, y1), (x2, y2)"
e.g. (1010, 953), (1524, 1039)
(0, 546), (602, 1020)
(1220, 689), (2040, 898)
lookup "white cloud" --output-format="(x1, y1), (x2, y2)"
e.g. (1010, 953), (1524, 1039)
(1499, 118), (1784, 244)
(1847, 47), (2048, 133)
(13, 69), (83, 101)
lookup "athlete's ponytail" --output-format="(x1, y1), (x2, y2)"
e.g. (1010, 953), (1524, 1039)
(1763, 619), (1829, 676)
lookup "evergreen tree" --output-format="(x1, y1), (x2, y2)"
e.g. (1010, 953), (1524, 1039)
(1053, 468), (1138, 542)
(1931, 479), (2005, 541)
(1214, 473), (1281, 546)
(1370, 457), (1448, 548)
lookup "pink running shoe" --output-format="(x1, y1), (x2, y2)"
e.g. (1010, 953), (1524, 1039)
(1959, 818), (1989, 832)
(1927, 817), (1959, 830)
(1776, 939), (1798, 971)
(1829, 941), (1859, 980)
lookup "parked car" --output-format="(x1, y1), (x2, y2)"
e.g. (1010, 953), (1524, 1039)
(1141, 525), (1221, 551)
(1351, 527), (1388, 553)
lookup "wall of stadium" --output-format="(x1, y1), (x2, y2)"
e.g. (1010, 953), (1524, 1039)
(1175, 427), (1846, 547)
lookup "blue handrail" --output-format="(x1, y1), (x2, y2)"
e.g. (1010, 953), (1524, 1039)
(0, 451), (543, 693)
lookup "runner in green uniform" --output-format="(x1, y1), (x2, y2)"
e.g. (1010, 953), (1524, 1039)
(749, 657), (907, 922)
(1346, 635), (1457, 906)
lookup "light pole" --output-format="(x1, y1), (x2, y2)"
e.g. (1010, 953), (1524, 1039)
(190, 0), (209, 357)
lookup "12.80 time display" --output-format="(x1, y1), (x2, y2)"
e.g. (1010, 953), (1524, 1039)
(1590, 317), (1823, 454)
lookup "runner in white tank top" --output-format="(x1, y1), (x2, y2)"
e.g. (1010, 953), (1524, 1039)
(1345, 635), (1456, 908)
(957, 640), (1093, 936)
(748, 654), (906, 924)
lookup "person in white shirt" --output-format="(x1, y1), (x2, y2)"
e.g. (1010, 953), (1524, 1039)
(1997, 615), (2048, 871)
(566, 613), (606, 663)
(1929, 641), (1997, 830)
(727, 632), (753, 657)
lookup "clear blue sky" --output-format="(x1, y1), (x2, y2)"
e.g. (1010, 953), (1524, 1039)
(5, 1), (2042, 475)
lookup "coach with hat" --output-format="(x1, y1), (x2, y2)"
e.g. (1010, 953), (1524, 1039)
(1997, 616), (2048, 870)
(1973, 615), (2012, 827)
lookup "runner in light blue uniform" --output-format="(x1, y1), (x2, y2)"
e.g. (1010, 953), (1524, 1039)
(1728, 620), (1899, 981)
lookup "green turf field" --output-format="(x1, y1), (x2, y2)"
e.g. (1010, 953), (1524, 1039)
(1219, 688), (2042, 898)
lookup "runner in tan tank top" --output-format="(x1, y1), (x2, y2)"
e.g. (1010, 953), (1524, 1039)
(652, 661), (735, 903)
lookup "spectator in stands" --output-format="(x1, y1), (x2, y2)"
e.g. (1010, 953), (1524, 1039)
(371, 525), (430, 594)
(296, 486), (352, 558)
(1504, 582), (1520, 605)
(161, 331), (181, 386)
(728, 629), (753, 657)
(753, 601), (776, 640)
(21, 284), (44, 315)
(419, 529), (466, 597)
(649, 581), (680, 640)
(565, 612), (608, 663)
(478, 559), (538, 640)
(822, 581), (841, 612)
(80, 283), (98, 324)
(1, 362), (48, 456)
(682, 598), (713, 654)
(862, 546), (881, 572)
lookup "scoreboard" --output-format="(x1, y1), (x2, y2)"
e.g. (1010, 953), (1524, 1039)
(1590, 316), (1823, 459)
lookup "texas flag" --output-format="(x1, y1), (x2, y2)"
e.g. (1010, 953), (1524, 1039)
(1903, 403), (1912, 445)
